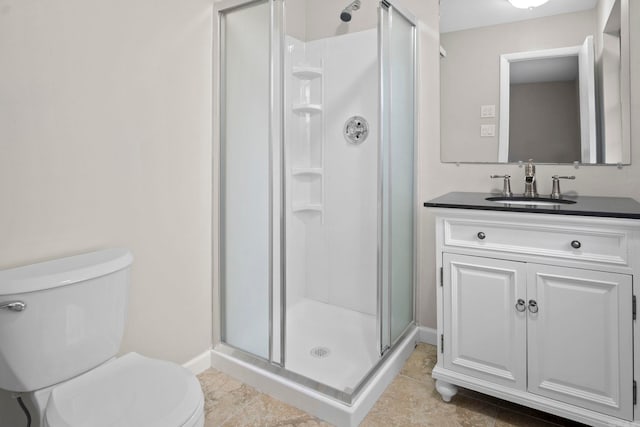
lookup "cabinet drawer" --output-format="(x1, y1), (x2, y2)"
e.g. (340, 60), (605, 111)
(443, 218), (629, 266)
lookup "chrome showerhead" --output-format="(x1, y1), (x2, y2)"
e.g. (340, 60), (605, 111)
(340, 0), (361, 22)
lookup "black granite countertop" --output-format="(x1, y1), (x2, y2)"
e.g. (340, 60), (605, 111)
(424, 192), (640, 219)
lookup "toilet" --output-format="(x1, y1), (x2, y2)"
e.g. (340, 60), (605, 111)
(0, 249), (204, 427)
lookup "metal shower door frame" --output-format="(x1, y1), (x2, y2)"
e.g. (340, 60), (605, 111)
(377, 0), (418, 357)
(213, 0), (285, 366)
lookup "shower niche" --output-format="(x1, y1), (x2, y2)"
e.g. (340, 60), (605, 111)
(214, 0), (417, 424)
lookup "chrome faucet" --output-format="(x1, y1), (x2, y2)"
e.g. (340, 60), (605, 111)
(490, 174), (513, 197)
(550, 175), (576, 199)
(523, 159), (538, 198)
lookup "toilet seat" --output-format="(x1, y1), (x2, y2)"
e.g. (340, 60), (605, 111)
(44, 352), (204, 427)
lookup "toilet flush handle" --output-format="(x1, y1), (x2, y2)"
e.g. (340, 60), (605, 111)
(0, 301), (26, 312)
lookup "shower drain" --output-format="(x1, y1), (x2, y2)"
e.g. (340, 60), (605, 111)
(309, 346), (331, 358)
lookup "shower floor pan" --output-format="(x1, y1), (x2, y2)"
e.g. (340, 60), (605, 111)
(211, 299), (417, 426)
(286, 298), (379, 392)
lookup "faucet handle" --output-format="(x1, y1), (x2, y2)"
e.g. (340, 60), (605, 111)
(550, 175), (576, 199)
(490, 174), (513, 197)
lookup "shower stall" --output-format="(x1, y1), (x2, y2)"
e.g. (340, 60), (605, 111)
(213, 0), (417, 423)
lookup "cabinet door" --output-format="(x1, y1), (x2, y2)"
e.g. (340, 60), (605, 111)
(443, 253), (527, 390)
(527, 264), (633, 420)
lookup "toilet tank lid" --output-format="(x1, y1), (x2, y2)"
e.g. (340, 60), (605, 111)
(0, 248), (133, 296)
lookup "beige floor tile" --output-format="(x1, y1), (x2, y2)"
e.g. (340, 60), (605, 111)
(362, 374), (498, 427)
(400, 343), (437, 382)
(220, 393), (331, 427)
(197, 368), (260, 426)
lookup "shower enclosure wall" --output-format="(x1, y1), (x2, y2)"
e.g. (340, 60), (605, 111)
(214, 0), (417, 411)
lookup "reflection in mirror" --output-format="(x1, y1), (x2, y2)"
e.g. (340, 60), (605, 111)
(498, 39), (595, 163)
(440, 0), (630, 165)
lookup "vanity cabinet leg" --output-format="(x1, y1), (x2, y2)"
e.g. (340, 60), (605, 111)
(435, 380), (458, 402)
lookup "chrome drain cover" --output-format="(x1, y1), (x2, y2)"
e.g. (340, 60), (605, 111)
(310, 346), (331, 358)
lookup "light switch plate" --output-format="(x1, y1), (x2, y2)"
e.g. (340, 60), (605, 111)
(481, 105), (496, 118)
(481, 124), (496, 137)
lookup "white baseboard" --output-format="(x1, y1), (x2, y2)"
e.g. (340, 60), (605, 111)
(183, 350), (212, 375)
(417, 326), (437, 346)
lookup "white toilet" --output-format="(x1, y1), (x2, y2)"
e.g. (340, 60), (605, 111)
(0, 249), (205, 427)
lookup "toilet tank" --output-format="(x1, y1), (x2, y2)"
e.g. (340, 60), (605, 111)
(0, 249), (133, 392)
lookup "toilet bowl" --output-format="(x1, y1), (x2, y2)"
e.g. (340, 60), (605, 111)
(44, 353), (204, 427)
(0, 249), (204, 427)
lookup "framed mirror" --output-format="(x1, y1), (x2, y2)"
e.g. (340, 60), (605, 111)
(440, 0), (631, 165)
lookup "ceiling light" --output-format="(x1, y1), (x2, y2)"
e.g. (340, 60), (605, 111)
(508, 0), (550, 9)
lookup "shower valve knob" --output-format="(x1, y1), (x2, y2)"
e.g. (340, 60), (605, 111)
(343, 116), (369, 144)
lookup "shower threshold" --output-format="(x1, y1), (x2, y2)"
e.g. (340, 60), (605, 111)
(211, 325), (417, 427)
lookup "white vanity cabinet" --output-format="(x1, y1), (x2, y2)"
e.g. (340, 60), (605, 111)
(432, 208), (639, 426)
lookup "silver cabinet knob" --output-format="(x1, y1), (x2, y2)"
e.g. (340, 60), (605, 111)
(571, 240), (581, 249)
(477, 232), (486, 240)
(528, 300), (538, 314)
(515, 299), (526, 312)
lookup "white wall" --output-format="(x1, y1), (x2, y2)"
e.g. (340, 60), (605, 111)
(285, 29), (378, 316)
(305, 0), (378, 41)
(0, 0), (213, 364)
(315, 29), (378, 315)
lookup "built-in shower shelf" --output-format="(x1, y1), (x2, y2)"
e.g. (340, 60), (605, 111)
(292, 167), (323, 177)
(292, 203), (323, 213)
(292, 104), (322, 115)
(292, 66), (323, 80)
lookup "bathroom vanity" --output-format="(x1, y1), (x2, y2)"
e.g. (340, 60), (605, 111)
(425, 192), (640, 427)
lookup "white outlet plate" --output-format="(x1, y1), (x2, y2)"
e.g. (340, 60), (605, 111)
(481, 105), (496, 118)
(481, 124), (496, 137)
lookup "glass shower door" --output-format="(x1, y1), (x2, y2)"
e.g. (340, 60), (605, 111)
(380, 1), (416, 353)
(220, 0), (272, 360)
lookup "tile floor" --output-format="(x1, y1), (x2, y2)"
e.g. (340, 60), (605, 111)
(197, 343), (588, 426)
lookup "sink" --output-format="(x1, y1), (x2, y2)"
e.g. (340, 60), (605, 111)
(485, 196), (576, 207)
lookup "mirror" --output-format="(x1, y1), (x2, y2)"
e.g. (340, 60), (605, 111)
(440, 0), (631, 164)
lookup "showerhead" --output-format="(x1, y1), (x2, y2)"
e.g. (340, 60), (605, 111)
(340, 0), (361, 22)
